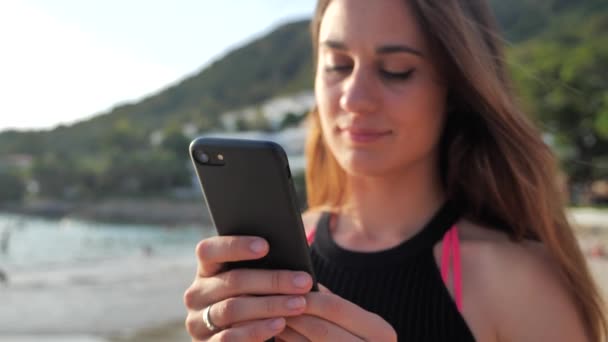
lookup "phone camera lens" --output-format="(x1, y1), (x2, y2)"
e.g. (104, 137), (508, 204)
(196, 151), (210, 164)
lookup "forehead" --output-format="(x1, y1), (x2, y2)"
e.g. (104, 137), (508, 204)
(318, 0), (427, 52)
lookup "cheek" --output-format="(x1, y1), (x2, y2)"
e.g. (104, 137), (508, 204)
(315, 76), (341, 134)
(388, 79), (447, 132)
(382, 81), (448, 167)
(315, 84), (349, 169)
(315, 74), (340, 111)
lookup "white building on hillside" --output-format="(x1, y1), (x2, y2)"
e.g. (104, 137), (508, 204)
(220, 91), (314, 131)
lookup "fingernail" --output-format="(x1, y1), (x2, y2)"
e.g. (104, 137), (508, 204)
(286, 296), (305, 310)
(293, 274), (310, 288)
(250, 239), (266, 254)
(268, 318), (285, 330)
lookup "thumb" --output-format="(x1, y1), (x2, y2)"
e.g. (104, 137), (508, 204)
(318, 283), (332, 293)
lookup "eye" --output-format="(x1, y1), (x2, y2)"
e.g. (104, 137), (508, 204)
(324, 65), (353, 74)
(380, 68), (415, 81)
(322, 51), (353, 75)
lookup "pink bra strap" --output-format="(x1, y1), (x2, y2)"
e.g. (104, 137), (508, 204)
(306, 229), (316, 245)
(440, 228), (451, 282)
(452, 227), (463, 311)
(441, 226), (463, 312)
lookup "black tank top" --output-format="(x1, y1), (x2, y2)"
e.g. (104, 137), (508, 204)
(309, 203), (476, 341)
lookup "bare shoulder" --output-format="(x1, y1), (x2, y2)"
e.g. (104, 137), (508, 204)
(456, 220), (589, 341)
(301, 209), (323, 235)
(456, 220), (559, 274)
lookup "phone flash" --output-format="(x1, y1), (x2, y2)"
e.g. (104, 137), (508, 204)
(217, 154), (224, 161)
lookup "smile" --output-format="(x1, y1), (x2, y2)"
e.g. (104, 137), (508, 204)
(338, 127), (392, 143)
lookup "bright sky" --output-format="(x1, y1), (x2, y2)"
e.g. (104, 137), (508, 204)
(0, 0), (315, 132)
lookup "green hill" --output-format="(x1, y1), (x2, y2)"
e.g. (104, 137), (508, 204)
(490, 0), (607, 42)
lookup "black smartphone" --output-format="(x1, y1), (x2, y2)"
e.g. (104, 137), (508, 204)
(190, 137), (318, 291)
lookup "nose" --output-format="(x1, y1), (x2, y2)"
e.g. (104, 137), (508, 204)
(339, 66), (379, 115)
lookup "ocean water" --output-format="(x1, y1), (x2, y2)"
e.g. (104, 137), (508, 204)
(0, 213), (208, 271)
(0, 213), (213, 338)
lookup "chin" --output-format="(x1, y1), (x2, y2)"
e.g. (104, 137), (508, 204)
(336, 150), (397, 178)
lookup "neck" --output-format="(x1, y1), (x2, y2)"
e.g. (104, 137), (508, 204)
(335, 158), (445, 251)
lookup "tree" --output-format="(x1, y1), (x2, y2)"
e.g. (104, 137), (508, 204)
(510, 16), (608, 181)
(30, 154), (78, 198)
(279, 112), (306, 130)
(0, 168), (25, 203)
(161, 123), (192, 158)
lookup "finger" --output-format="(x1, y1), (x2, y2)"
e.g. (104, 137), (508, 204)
(185, 308), (215, 341)
(184, 269), (313, 312)
(209, 318), (286, 342)
(303, 292), (396, 341)
(209, 295), (306, 330)
(196, 236), (269, 277)
(276, 326), (311, 342)
(287, 315), (364, 342)
(202, 269), (313, 307)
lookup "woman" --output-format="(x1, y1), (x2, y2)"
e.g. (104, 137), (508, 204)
(184, 0), (607, 341)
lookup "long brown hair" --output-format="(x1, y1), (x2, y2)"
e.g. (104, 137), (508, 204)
(305, 0), (607, 340)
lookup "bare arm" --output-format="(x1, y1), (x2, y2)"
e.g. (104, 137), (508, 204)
(483, 242), (590, 342)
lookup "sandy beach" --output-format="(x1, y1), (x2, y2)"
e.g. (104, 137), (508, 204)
(0, 208), (606, 342)
(0, 253), (197, 342)
(569, 208), (608, 305)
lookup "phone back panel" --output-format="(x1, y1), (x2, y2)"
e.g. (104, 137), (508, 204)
(190, 137), (316, 279)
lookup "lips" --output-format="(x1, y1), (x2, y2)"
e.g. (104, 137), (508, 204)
(338, 126), (392, 143)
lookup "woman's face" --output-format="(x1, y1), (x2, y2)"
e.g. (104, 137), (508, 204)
(315, 0), (448, 178)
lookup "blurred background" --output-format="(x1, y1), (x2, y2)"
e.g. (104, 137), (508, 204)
(0, 0), (606, 341)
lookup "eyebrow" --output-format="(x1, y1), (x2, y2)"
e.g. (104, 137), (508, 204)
(321, 40), (424, 57)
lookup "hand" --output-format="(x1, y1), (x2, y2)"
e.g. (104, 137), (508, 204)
(183, 236), (315, 341)
(277, 285), (397, 342)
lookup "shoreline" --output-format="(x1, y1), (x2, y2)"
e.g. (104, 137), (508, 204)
(0, 198), (211, 226)
(2, 200), (607, 228)
(0, 254), (197, 340)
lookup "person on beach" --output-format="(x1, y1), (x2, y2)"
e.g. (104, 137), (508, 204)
(1, 228), (10, 255)
(184, 0), (607, 341)
(0, 268), (7, 286)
